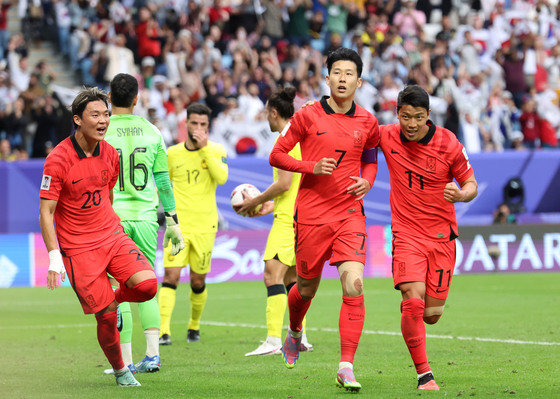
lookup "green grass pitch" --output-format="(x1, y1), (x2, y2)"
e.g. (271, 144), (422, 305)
(1, 272), (559, 398)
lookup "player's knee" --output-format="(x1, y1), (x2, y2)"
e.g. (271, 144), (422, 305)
(423, 306), (444, 324)
(141, 278), (158, 300)
(191, 283), (206, 294)
(341, 270), (363, 297)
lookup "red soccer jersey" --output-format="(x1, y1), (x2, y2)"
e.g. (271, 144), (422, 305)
(40, 135), (121, 255)
(380, 121), (473, 241)
(270, 97), (380, 224)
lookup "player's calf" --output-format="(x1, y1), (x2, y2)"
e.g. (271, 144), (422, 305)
(423, 305), (445, 325)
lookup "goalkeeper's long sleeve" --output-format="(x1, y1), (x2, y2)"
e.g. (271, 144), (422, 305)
(154, 171), (176, 212)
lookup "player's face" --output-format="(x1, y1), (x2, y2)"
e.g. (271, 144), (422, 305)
(397, 104), (431, 142)
(74, 100), (110, 141)
(326, 60), (362, 101)
(187, 113), (209, 143)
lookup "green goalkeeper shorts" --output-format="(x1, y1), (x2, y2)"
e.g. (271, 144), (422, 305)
(120, 220), (159, 268)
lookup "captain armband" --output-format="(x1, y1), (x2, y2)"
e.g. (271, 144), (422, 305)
(361, 147), (378, 164)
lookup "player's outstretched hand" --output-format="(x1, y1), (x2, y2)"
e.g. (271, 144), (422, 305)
(347, 176), (371, 200)
(234, 191), (259, 217)
(47, 249), (65, 290)
(301, 100), (317, 108)
(443, 182), (464, 203)
(164, 211), (185, 255)
(313, 158), (337, 175)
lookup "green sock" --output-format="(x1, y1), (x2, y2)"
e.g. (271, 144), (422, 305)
(138, 296), (160, 330)
(119, 301), (133, 344)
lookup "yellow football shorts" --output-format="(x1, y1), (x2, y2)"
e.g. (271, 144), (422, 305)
(263, 218), (296, 267)
(163, 232), (216, 274)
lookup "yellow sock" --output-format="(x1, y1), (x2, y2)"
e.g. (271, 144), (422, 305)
(266, 288), (287, 338)
(188, 287), (208, 331)
(302, 315), (307, 334)
(158, 285), (176, 336)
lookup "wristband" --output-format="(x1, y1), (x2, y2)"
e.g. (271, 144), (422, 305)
(48, 249), (65, 274)
(165, 210), (179, 226)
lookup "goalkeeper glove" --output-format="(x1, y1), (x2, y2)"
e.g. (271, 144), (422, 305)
(163, 210), (185, 256)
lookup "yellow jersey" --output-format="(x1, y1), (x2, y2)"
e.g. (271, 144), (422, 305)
(168, 141), (228, 233)
(273, 139), (301, 222)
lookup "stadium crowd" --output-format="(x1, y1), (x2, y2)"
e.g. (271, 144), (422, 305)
(1, 0), (560, 159)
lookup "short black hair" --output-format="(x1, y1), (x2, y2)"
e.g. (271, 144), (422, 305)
(326, 47), (363, 77)
(397, 85), (430, 112)
(187, 102), (211, 119)
(110, 73), (139, 108)
(267, 86), (296, 119)
(71, 87), (108, 129)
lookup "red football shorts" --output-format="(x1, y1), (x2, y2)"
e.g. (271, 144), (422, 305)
(295, 216), (367, 279)
(392, 234), (456, 299)
(62, 232), (153, 314)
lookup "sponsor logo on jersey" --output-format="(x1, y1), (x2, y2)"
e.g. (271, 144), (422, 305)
(41, 175), (51, 190)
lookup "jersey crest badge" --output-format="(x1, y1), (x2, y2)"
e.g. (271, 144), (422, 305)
(201, 159), (208, 169)
(353, 130), (362, 147)
(101, 170), (108, 185)
(426, 156), (436, 172)
(40, 175), (51, 190)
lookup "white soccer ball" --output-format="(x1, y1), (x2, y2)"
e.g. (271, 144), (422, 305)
(231, 183), (262, 215)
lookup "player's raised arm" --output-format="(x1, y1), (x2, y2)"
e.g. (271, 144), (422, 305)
(269, 115), (316, 174)
(39, 198), (65, 289)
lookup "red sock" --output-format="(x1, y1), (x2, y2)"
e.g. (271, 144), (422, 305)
(115, 278), (157, 303)
(339, 295), (365, 363)
(401, 298), (430, 374)
(287, 284), (312, 333)
(95, 310), (124, 370)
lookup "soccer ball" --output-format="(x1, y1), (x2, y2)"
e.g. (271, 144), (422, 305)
(231, 183), (262, 215)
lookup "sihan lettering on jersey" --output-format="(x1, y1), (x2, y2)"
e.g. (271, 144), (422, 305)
(117, 127), (144, 137)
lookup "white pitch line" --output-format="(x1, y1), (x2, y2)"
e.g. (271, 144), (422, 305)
(2, 320), (558, 346)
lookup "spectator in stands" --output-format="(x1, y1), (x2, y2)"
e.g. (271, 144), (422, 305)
(519, 97), (540, 149)
(393, 0), (425, 38)
(493, 203), (516, 225)
(0, 0), (12, 60)
(3, 97), (28, 148)
(0, 137), (15, 161)
(104, 34), (137, 82)
(136, 7), (162, 63)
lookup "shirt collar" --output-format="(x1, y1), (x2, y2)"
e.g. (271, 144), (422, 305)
(70, 134), (100, 158)
(400, 120), (436, 145)
(184, 141), (199, 152)
(320, 96), (356, 116)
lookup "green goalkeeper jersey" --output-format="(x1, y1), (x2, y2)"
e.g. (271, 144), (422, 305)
(105, 114), (168, 222)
